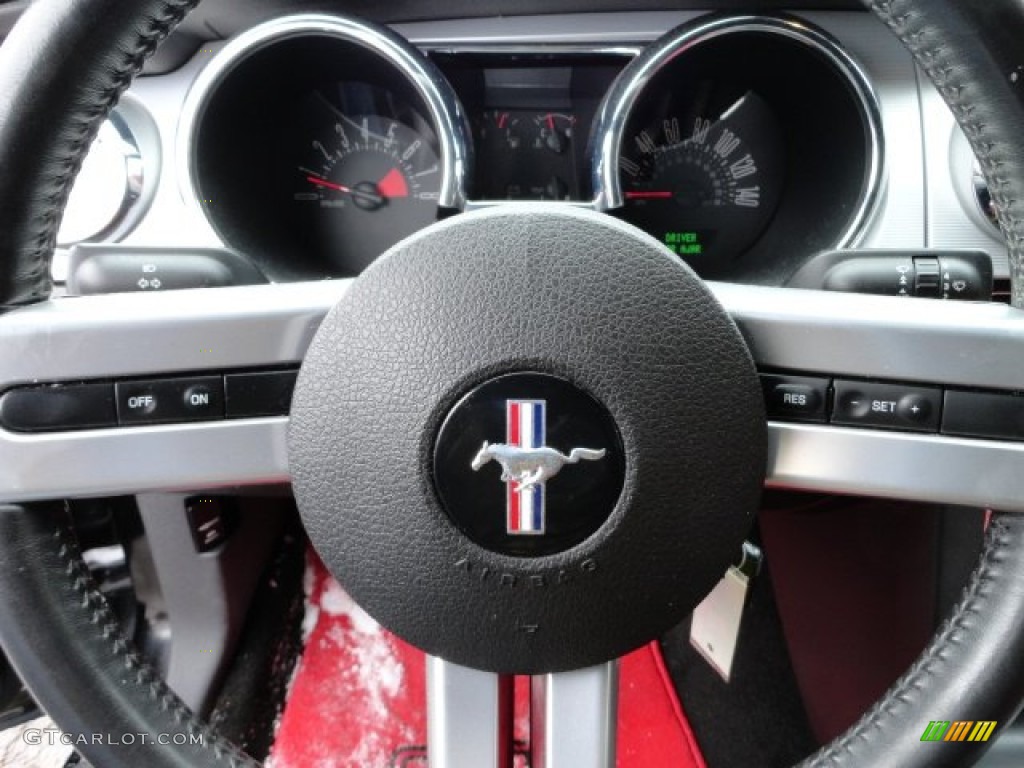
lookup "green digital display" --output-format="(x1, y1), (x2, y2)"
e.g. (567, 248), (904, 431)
(664, 231), (703, 256)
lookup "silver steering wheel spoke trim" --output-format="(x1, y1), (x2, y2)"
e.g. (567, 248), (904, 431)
(1, 281), (1024, 510)
(426, 656), (617, 768)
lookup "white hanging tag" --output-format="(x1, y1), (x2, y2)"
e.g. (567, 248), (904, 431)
(689, 565), (750, 683)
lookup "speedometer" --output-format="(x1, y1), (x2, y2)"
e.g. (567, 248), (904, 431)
(619, 92), (784, 262)
(592, 15), (884, 283)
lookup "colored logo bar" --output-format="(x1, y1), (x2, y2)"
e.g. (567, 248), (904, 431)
(920, 720), (997, 743)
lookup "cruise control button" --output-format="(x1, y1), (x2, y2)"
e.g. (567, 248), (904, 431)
(225, 370), (298, 418)
(942, 390), (1024, 441)
(0, 383), (116, 432)
(898, 394), (933, 423)
(125, 393), (158, 416)
(117, 376), (224, 425)
(183, 383), (216, 412)
(832, 380), (941, 432)
(760, 374), (829, 422)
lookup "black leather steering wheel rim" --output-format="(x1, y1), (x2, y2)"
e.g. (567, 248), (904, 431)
(2, 1), (1024, 766)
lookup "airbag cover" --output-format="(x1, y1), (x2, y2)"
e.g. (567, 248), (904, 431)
(288, 206), (765, 673)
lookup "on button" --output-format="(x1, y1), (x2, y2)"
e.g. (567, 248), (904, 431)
(183, 384), (215, 411)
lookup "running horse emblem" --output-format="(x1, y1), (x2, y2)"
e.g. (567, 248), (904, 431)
(471, 442), (606, 492)
(471, 399), (606, 535)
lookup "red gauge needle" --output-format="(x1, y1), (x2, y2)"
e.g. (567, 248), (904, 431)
(306, 175), (352, 193)
(306, 174), (385, 208)
(625, 190), (674, 200)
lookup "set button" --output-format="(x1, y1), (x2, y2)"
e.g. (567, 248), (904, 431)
(831, 380), (941, 432)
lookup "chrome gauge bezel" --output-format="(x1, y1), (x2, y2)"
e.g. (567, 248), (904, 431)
(176, 14), (474, 228)
(57, 95), (158, 247)
(589, 14), (885, 252)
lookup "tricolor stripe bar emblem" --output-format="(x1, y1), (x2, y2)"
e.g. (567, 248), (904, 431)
(507, 400), (546, 535)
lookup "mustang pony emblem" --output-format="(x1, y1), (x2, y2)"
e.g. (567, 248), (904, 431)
(470, 399), (606, 535)
(471, 442), (607, 492)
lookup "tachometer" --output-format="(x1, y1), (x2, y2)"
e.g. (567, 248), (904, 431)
(618, 92), (784, 262)
(292, 99), (441, 271)
(183, 16), (471, 280)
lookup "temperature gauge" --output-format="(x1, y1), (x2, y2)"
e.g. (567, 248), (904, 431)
(475, 110), (580, 200)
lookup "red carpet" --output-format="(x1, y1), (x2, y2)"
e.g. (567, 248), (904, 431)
(268, 554), (705, 767)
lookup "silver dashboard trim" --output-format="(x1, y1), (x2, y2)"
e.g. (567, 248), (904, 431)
(57, 95), (161, 250)
(421, 43), (643, 57)
(2, 281), (1024, 509)
(920, 73), (1009, 275)
(589, 14), (885, 252)
(175, 14), (473, 223)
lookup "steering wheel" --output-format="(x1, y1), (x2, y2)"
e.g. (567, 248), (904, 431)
(2, 0), (1024, 766)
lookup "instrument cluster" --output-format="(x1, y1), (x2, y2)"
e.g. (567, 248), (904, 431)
(180, 13), (883, 283)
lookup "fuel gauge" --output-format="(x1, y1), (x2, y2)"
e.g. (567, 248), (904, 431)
(480, 111), (524, 151)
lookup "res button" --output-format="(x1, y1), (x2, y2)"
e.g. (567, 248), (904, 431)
(761, 375), (829, 423)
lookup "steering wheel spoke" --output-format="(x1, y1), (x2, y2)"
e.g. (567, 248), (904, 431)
(3, 279), (1024, 511)
(0, 281), (346, 502)
(426, 656), (617, 768)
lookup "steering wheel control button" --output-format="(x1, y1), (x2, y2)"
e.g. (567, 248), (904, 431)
(942, 390), (1024, 441)
(116, 376), (224, 425)
(225, 370), (299, 418)
(434, 373), (625, 558)
(898, 394), (934, 423)
(0, 383), (116, 433)
(832, 380), (941, 433)
(182, 383), (217, 411)
(760, 374), (829, 422)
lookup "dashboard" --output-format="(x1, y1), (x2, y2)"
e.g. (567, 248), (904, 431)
(53, 8), (1008, 291)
